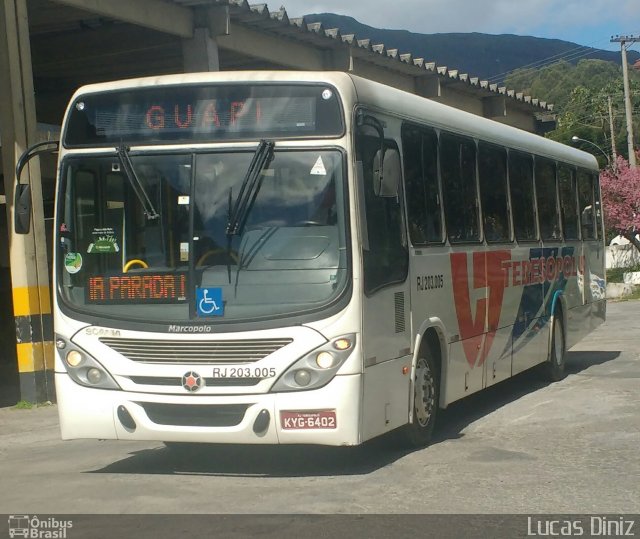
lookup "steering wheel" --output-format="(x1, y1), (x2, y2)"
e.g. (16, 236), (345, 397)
(123, 259), (148, 273)
(196, 249), (239, 268)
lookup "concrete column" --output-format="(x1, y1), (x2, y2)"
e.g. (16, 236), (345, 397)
(483, 96), (506, 119)
(415, 75), (441, 99)
(182, 6), (229, 72)
(323, 47), (353, 71)
(0, 0), (54, 403)
(183, 27), (220, 72)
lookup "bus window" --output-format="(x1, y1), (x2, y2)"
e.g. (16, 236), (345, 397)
(558, 165), (579, 240)
(356, 132), (408, 294)
(509, 151), (537, 241)
(73, 170), (98, 243)
(535, 158), (560, 240)
(478, 142), (510, 243)
(401, 124), (442, 244)
(578, 170), (596, 240)
(594, 173), (603, 238)
(119, 156), (191, 270)
(440, 133), (479, 243)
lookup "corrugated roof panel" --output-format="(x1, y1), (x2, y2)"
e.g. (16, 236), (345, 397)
(169, 0), (554, 112)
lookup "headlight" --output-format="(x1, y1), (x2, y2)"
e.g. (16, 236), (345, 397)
(315, 351), (336, 369)
(56, 334), (120, 390)
(66, 350), (83, 367)
(271, 334), (356, 392)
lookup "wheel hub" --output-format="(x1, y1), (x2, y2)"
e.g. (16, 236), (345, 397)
(414, 359), (435, 427)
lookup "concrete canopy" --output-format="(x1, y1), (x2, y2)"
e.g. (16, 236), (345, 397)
(0, 0), (555, 404)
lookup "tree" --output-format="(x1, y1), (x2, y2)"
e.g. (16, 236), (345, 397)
(505, 59), (626, 111)
(505, 59), (640, 163)
(600, 156), (640, 251)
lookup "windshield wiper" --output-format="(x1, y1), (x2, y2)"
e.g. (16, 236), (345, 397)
(226, 139), (275, 237)
(116, 144), (159, 220)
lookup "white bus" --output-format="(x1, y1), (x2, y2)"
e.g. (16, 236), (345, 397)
(15, 71), (605, 447)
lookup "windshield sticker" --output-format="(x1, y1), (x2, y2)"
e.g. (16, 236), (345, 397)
(310, 156), (327, 176)
(180, 242), (189, 262)
(196, 287), (224, 317)
(64, 252), (83, 274)
(178, 195), (189, 205)
(87, 227), (120, 254)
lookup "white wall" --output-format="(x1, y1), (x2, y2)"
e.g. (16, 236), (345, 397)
(606, 244), (640, 269)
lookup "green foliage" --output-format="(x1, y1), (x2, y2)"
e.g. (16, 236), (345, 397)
(14, 400), (34, 409)
(520, 59), (640, 163)
(624, 287), (640, 301)
(607, 264), (640, 283)
(505, 59), (629, 111)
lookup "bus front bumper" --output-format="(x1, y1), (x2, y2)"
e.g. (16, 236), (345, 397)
(55, 372), (362, 446)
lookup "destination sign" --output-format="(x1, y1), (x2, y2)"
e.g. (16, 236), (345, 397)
(87, 273), (187, 304)
(64, 84), (343, 147)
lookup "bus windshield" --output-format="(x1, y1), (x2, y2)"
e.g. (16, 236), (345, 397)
(57, 148), (348, 324)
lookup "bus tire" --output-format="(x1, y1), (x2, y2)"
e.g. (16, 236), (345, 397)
(400, 352), (439, 447)
(545, 311), (566, 382)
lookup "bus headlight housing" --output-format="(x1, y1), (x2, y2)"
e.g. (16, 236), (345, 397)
(271, 334), (356, 392)
(56, 335), (120, 390)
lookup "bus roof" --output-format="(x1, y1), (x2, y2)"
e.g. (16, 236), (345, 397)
(67, 70), (598, 171)
(347, 73), (598, 171)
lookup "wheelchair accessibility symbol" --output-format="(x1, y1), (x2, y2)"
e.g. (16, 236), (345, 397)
(196, 287), (224, 317)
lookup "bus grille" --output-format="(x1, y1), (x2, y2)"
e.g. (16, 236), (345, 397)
(99, 337), (292, 364)
(129, 376), (260, 387)
(137, 402), (249, 427)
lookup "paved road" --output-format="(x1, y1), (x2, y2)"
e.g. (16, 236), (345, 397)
(0, 301), (638, 518)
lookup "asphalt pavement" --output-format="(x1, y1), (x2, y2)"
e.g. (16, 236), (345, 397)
(0, 300), (638, 525)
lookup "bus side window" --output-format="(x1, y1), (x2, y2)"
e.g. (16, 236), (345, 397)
(356, 131), (408, 295)
(578, 170), (596, 240)
(401, 123), (442, 244)
(509, 151), (537, 241)
(478, 142), (510, 243)
(440, 132), (479, 243)
(535, 158), (560, 240)
(593, 173), (603, 238)
(558, 165), (579, 240)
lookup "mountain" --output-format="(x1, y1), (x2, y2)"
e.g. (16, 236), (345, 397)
(303, 13), (640, 83)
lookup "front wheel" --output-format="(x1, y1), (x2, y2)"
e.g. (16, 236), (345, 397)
(544, 311), (566, 382)
(399, 353), (439, 447)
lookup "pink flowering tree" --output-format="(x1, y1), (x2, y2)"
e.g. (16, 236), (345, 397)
(600, 156), (640, 252)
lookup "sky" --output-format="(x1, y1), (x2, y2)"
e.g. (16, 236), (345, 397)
(279, 0), (639, 52)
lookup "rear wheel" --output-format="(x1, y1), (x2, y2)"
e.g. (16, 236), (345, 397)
(400, 352), (439, 447)
(545, 311), (566, 382)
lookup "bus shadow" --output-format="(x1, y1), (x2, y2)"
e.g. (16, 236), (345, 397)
(433, 349), (620, 443)
(90, 436), (408, 478)
(90, 349), (619, 478)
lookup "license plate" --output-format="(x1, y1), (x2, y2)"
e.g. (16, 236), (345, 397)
(280, 410), (337, 430)
(212, 366), (276, 379)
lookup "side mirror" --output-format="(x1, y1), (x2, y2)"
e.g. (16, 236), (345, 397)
(14, 184), (32, 235)
(373, 148), (401, 198)
(13, 140), (59, 235)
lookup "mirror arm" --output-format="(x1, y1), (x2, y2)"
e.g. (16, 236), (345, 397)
(15, 140), (60, 184)
(14, 140), (59, 235)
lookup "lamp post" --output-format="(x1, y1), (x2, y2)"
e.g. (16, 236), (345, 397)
(571, 136), (611, 169)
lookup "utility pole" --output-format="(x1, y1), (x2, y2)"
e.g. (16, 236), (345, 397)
(611, 34), (639, 168)
(608, 95), (618, 171)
